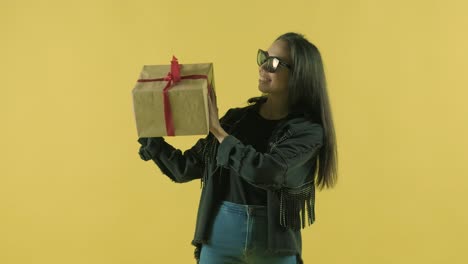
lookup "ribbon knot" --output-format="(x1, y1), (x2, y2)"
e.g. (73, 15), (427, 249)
(170, 56), (181, 83)
(163, 56), (181, 84)
(163, 72), (174, 82)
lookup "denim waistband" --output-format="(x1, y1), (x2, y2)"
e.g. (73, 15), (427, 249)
(219, 200), (267, 217)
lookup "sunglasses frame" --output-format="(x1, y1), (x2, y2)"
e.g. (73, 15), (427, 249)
(257, 49), (292, 73)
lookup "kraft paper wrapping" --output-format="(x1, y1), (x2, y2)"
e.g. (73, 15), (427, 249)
(132, 62), (215, 137)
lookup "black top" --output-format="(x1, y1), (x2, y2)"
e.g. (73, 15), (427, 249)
(221, 104), (283, 205)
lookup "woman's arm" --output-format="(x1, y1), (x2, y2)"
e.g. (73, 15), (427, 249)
(138, 136), (210, 183)
(215, 122), (323, 190)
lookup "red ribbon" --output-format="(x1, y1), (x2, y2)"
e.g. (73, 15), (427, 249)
(137, 56), (212, 136)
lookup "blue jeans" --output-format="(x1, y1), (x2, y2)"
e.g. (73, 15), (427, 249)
(199, 201), (297, 264)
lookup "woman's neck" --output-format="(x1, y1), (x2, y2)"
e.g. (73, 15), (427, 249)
(258, 94), (289, 120)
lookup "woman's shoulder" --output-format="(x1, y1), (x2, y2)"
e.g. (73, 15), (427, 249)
(268, 114), (323, 145)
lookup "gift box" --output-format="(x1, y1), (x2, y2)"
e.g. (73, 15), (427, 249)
(132, 56), (215, 137)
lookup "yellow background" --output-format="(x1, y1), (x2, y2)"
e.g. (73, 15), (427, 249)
(1, 0), (467, 263)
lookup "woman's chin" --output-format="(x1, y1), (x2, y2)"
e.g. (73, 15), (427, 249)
(258, 83), (270, 93)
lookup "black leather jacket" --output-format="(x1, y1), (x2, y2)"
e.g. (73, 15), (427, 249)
(138, 102), (324, 264)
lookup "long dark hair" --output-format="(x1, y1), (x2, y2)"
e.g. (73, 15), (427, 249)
(249, 32), (338, 189)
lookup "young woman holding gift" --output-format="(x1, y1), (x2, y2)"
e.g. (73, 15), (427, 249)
(137, 32), (338, 264)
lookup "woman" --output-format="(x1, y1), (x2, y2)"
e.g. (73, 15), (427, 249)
(137, 32), (338, 264)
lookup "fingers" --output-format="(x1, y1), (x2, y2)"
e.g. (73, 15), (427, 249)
(207, 92), (213, 110)
(209, 89), (216, 104)
(208, 89), (218, 112)
(139, 146), (152, 161)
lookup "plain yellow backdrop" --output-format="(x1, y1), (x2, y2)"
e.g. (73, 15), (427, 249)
(1, 0), (467, 263)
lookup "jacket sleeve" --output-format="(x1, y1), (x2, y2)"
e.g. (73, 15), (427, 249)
(215, 122), (323, 190)
(138, 135), (211, 183)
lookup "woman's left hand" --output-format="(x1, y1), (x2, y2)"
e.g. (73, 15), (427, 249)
(207, 88), (228, 143)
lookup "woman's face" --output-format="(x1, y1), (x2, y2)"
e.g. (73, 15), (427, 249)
(258, 39), (291, 96)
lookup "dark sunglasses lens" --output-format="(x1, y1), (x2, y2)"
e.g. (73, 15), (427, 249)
(257, 50), (278, 73)
(269, 58), (280, 72)
(263, 60), (272, 72)
(264, 58), (279, 73)
(257, 50), (266, 66)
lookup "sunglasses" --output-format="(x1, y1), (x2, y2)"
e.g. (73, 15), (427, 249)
(257, 49), (292, 73)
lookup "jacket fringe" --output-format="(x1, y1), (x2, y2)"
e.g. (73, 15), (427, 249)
(279, 181), (316, 231)
(200, 136), (218, 190)
(194, 245), (201, 264)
